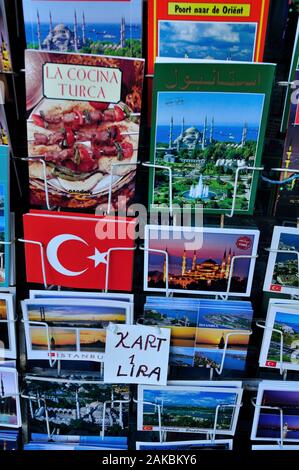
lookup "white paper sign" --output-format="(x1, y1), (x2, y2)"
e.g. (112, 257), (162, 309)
(104, 324), (170, 385)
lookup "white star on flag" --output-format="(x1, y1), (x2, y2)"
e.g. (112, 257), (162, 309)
(88, 248), (108, 268)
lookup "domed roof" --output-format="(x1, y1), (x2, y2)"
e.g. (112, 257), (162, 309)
(53, 24), (71, 33)
(184, 127), (199, 134)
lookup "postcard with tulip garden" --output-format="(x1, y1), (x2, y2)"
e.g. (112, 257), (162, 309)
(148, 60), (276, 215)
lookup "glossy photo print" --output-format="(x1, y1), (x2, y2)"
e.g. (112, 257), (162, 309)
(0, 294), (16, 360)
(23, 0), (142, 57)
(22, 298), (130, 361)
(144, 225), (259, 297)
(137, 384), (242, 434)
(263, 227), (299, 296)
(0, 368), (21, 428)
(251, 382), (299, 442)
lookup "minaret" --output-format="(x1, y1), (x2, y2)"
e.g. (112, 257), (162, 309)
(181, 117), (185, 135)
(169, 116), (173, 150)
(210, 117), (214, 144)
(49, 10), (53, 34)
(75, 390), (80, 419)
(37, 10), (42, 49)
(241, 122), (248, 147)
(40, 306), (45, 322)
(225, 248), (232, 279)
(82, 12), (86, 45)
(202, 116), (207, 150)
(182, 250), (186, 275)
(220, 249), (227, 279)
(120, 17), (126, 48)
(192, 250), (197, 272)
(74, 10), (78, 52)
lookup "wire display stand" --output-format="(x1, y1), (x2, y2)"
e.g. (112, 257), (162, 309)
(106, 161), (140, 215)
(142, 162), (173, 219)
(225, 166), (264, 218)
(211, 331), (253, 378)
(256, 320), (288, 379)
(209, 403), (243, 444)
(101, 399), (130, 439)
(140, 245), (171, 297)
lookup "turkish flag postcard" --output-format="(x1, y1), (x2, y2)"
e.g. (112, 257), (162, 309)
(23, 211), (136, 290)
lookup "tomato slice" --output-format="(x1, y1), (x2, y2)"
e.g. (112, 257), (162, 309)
(121, 141), (134, 159)
(65, 128), (75, 147)
(32, 114), (46, 128)
(114, 105), (126, 122)
(73, 109), (84, 126)
(89, 102), (109, 111)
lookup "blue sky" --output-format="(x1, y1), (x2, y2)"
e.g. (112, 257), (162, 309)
(159, 21), (256, 62)
(156, 92), (264, 127)
(143, 389), (237, 408)
(275, 312), (299, 331)
(24, 0), (142, 24)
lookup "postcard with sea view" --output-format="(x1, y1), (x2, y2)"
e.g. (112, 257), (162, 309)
(0, 295), (16, 360)
(260, 305), (299, 372)
(0, 145), (10, 288)
(0, 368), (21, 428)
(22, 298), (130, 361)
(23, 0), (142, 57)
(144, 225), (259, 297)
(25, 378), (129, 438)
(138, 384), (242, 434)
(143, 297), (253, 370)
(251, 383), (299, 442)
(149, 61), (275, 214)
(263, 227), (299, 296)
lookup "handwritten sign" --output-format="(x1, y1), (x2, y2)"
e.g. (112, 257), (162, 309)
(104, 325), (170, 385)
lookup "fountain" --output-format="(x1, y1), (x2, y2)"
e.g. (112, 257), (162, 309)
(183, 175), (215, 200)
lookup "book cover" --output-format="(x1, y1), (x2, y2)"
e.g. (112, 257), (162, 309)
(0, 144), (10, 288)
(0, 0), (12, 72)
(23, 0), (142, 58)
(25, 49), (144, 210)
(147, 0), (270, 74)
(23, 211), (136, 290)
(148, 60), (275, 215)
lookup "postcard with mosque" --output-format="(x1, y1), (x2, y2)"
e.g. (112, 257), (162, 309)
(23, 0), (142, 57)
(144, 225), (259, 297)
(148, 60), (275, 215)
(22, 298), (131, 362)
(25, 376), (129, 439)
(147, 0), (270, 74)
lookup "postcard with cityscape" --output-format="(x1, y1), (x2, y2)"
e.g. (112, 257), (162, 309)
(143, 297), (253, 371)
(0, 145), (10, 288)
(263, 227), (299, 296)
(136, 439), (233, 450)
(149, 61), (275, 214)
(144, 225), (259, 297)
(0, 294), (16, 359)
(138, 385), (242, 434)
(147, 0), (270, 74)
(0, 368), (21, 428)
(26, 378), (130, 439)
(22, 298), (130, 361)
(23, 0), (142, 57)
(0, 429), (19, 450)
(260, 305), (299, 371)
(251, 383), (299, 442)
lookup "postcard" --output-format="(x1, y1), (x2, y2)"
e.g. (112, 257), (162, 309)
(148, 61), (275, 214)
(136, 439), (233, 450)
(30, 433), (127, 449)
(29, 290), (134, 322)
(22, 298), (131, 361)
(23, 211), (136, 290)
(259, 303), (299, 372)
(251, 381), (299, 442)
(0, 144), (10, 288)
(143, 297), (252, 371)
(144, 225), (259, 297)
(147, 0), (270, 74)
(25, 377), (129, 438)
(26, 49), (144, 209)
(263, 227), (299, 296)
(0, 429), (18, 450)
(0, 0), (12, 72)
(0, 294), (16, 360)
(137, 384), (242, 434)
(281, 19), (299, 132)
(23, 0), (142, 58)
(0, 367), (21, 428)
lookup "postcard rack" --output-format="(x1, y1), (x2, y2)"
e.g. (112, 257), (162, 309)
(133, 397), (242, 445)
(251, 398), (286, 449)
(106, 162), (140, 215)
(256, 320), (288, 379)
